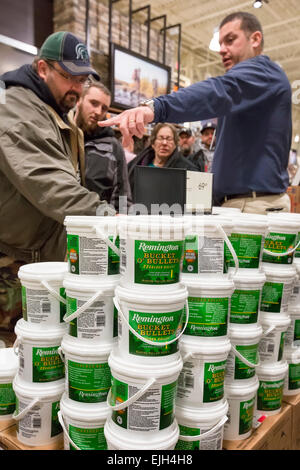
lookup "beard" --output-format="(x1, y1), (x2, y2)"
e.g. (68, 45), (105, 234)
(75, 104), (99, 135)
(59, 91), (80, 113)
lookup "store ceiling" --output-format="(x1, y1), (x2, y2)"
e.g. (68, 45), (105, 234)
(117, 0), (300, 140)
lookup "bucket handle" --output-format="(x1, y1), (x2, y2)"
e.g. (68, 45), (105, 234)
(263, 239), (300, 257)
(12, 397), (41, 421)
(215, 224), (239, 277)
(63, 289), (108, 323)
(113, 297), (189, 348)
(40, 280), (67, 305)
(107, 377), (156, 411)
(231, 344), (260, 368)
(262, 325), (276, 337)
(57, 410), (81, 450)
(178, 415), (228, 442)
(58, 346), (65, 363)
(13, 337), (21, 356)
(93, 225), (120, 257)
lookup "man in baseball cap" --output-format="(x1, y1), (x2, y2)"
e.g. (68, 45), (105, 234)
(178, 128), (195, 158)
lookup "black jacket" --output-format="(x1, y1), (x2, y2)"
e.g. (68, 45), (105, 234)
(128, 146), (198, 198)
(84, 127), (132, 210)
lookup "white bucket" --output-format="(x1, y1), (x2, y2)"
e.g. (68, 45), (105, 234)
(118, 215), (189, 291)
(63, 273), (119, 343)
(14, 319), (66, 383)
(177, 336), (231, 408)
(285, 305), (300, 348)
(182, 215), (237, 278)
(224, 213), (268, 273)
(60, 334), (112, 404)
(12, 374), (64, 447)
(256, 361), (288, 416)
(64, 216), (120, 278)
(262, 212), (300, 267)
(212, 207), (242, 215)
(259, 314), (291, 363)
(289, 263), (300, 307)
(58, 393), (111, 450)
(182, 277), (234, 340)
(223, 377), (259, 441)
(104, 418), (179, 450)
(107, 347), (182, 432)
(18, 262), (68, 326)
(114, 283), (188, 363)
(283, 347), (300, 395)
(229, 270), (266, 326)
(226, 325), (262, 382)
(175, 400), (228, 450)
(260, 265), (296, 315)
(0, 348), (18, 420)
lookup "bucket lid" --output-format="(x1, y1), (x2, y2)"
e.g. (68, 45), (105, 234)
(259, 314), (291, 329)
(60, 392), (110, 422)
(262, 264), (296, 281)
(183, 277), (234, 294)
(284, 347), (300, 362)
(108, 347), (182, 379)
(184, 214), (233, 230)
(232, 213), (268, 229)
(288, 305), (300, 316)
(180, 336), (231, 356)
(61, 334), (113, 358)
(64, 215), (118, 228)
(18, 262), (68, 282)
(256, 360), (288, 377)
(13, 374), (65, 399)
(231, 270), (266, 286)
(175, 399), (228, 425)
(115, 283), (188, 305)
(14, 319), (67, 340)
(212, 207), (241, 215)
(224, 376), (259, 397)
(63, 273), (119, 293)
(267, 212), (300, 230)
(0, 348), (18, 378)
(229, 324), (263, 341)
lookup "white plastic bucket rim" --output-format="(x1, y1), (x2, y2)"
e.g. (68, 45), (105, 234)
(63, 273), (119, 293)
(256, 360), (288, 377)
(232, 214), (269, 231)
(60, 334), (113, 358)
(229, 324), (263, 341)
(259, 314), (291, 330)
(284, 347), (300, 364)
(13, 374), (65, 401)
(267, 213), (300, 231)
(14, 319), (67, 342)
(262, 265), (296, 281)
(231, 270), (266, 286)
(183, 277), (235, 294)
(0, 348), (18, 378)
(224, 376), (259, 397)
(287, 305), (300, 316)
(115, 283), (188, 306)
(18, 262), (68, 282)
(104, 418), (179, 450)
(175, 399), (228, 425)
(59, 392), (110, 423)
(212, 207), (241, 214)
(64, 215), (118, 229)
(180, 336), (232, 357)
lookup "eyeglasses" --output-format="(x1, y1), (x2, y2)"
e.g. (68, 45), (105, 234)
(47, 62), (89, 85)
(156, 136), (174, 143)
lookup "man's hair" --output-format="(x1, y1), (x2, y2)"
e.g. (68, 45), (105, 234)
(150, 123), (179, 146)
(219, 11), (264, 50)
(81, 81), (111, 99)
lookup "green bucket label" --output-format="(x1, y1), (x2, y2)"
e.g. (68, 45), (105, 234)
(113, 305), (118, 338)
(183, 235), (198, 274)
(288, 363), (300, 390)
(262, 232), (296, 265)
(260, 282), (283, 313)
(295, 320), (300, 342)
(224, 233), (263, 271)
(278, 332), (286, 361)
(203, 361), (226, 403)
(68, 360), (111, 403)
(108, 235), (120, 275)
(66, 296), (107, 339)
(32, 346), (64, 382)
(176, 425), (200, 450)
(230, 289), (260, 324)
(51, 401), (62, 437)
(233, 344), (258, 379)
(239, 397), (255, 435)
(0, 383), (16, 415)
(69, 425), (107, 450)
(110, 378), (177, 431)
(22, 287), (63, 323)
(295, 232), (300, 258)
(134, 240), (183, 285)
(184, 297), (229, 337)
(67, 234), (80, 274)
(60, 288), (66, 322)
(257, 379), (284, 411)
(128, 309), (184, 356)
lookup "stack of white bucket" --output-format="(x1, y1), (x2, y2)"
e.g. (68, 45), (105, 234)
(13, 262), (68, 447)
(176, 214), (236, 449)
(59, 216), (120, 450)
(107, 215), (189, 450)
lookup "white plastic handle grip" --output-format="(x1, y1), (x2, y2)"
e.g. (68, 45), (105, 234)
(58, 410), (81, 450)
(58, 346), (65, 363)
(41, 280), (67, 305)
(63, 289), (105, 322)
(262, 325), (276, 337)
(13, 337), (21, 356)
(231, 344), (260, 368)
(12, 397), (41, 421)
(113, 297), (189, 347)
(216, 224), (239, 277)
(179, 415), (228, 442)
(107, 377), (156, 411)
(93, 226), (121, 257)
(263, 239), (300, 257)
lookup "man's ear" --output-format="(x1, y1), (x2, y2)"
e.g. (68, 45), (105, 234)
(37, 59), (48, 81)
(250, 31), (263, 51)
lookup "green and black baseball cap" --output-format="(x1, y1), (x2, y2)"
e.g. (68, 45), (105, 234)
(39, 31), (100, 80)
